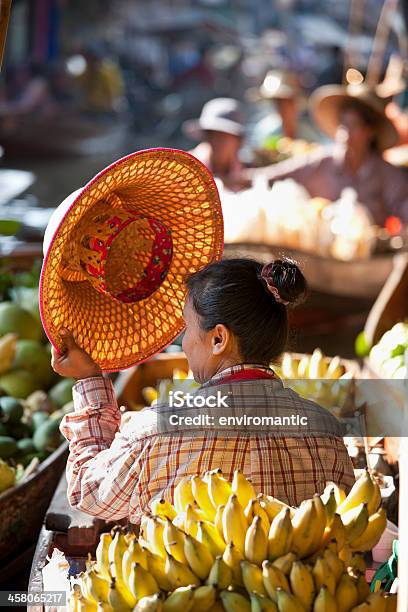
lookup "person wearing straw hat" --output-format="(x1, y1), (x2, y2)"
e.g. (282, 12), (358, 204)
(250, 83), (408, 226)
(183, 97), (246, 191)
(251, 70), (322, 147)
(41, 150), (354, 522)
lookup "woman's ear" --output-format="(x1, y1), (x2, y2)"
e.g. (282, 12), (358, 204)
(211, 323), (230, 355)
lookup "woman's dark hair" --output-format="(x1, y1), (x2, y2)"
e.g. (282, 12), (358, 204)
(186, 258), (308, 364)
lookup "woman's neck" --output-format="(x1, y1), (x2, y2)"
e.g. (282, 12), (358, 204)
(344, 146), (371, 174)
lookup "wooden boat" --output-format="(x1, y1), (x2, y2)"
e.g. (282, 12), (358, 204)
(0, 114), (127, 158)
(224, 242), (403, 299)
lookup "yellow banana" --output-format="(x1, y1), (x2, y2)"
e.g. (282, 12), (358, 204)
(206, 555), (233, 589)
(107, 577), (134, 612)
(162, 586), (195, 612)
(384, 595), (397, 612)
(223, 541), (245, 586)
(268, 508), (293, 561)
(133, 593), (163, 612)
(191, 474), (216, 520)
(326, 355), (345, 379)
(95, 533), (112, 581)
(185, 505), (199, 537)
(355, 574), (370, 604)
(335, 574), (359, 612)
(289, 560), (315, 611)
(312, 557), (336, 596)
(97, 601), (113, 612)
(323, 514), (346, 552)
(196, 519), (226, 556)
(220, 590), (251, 612)
(245, 516), (268, 566)
(257, 494), (290, 522)
(262, 561), (290, 602)
(208, 602), (225, 612)
(151, 497), (177, 521)
(174, 476), (195, 514)
(308, 348), (327, 378)
(272, 553), (297, 576)
(163, 517), (187, 564)
(144, 548), (173, 591)
(341, 503), (369, 542)
(323, 549), (344, 584)
(297, 354), (311, 379)
(173, 512), (187, 530)
(223, 494), (248, 555)
(122, 538), (148, 586)
(275, 588), (306, 612)
(251, 593), (278, 612)
(232, 469), (257, 510)
(349, 508), (387, 552)
(349, 554), (366, 574)
(165, 552), (201, 589)
(321, 488), (337, 527)
(107, 532), (135, 606)
(370, 592), (394, 611)
(215, 504), (225, 539)
(309, 495), (327, 553)
(337, 471), (374, 516)
(241, 559), (268, 596)
(349, 604), (370, 612)
(191, 585), (217, 612)
(313, 585), (338, 612)
(184, 533), (214, 579)
(338, 545), (352, 567)
(78, 596), (98, 612)
(84, 570), (110, 605)
(129, 562), (159, 601)
(291, 499), (318, 558)
(324, 482), (347, 508)
(245, 499), (270, 536)
(367, 481), (382, 516)
(208, 469), (232, 508)
(145, 516), (167, 558)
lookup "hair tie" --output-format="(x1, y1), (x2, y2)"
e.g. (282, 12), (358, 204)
(264, 283), (290, 305)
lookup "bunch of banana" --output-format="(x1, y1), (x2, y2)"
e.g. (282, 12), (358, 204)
(68, 469), (394, 612)
(274, 350), (354, 414)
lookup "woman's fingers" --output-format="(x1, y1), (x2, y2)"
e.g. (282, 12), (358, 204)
(60, 328), (77, 351)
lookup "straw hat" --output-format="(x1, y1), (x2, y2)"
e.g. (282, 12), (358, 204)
(310, 83), (399, 151)
(183, 98), (244, 140)
(40, 148), (224, 371)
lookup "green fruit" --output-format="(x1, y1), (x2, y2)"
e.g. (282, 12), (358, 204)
(33, 419), (62, 452)
(16, 438), (36, 454)
(0, 397), (24, 424)
(0, 436), (18, 459)
(31, 411), (49, 430)
(0, 370), (39, 399)
(0, 459), (16, 493)
(0, 302), (42, 341)
(13, 340), (54, 388)
(49, 379), (75, 408)
(6, 422), (32, 440)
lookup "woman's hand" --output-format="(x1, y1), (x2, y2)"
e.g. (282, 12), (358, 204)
(51, 329), (102, 380)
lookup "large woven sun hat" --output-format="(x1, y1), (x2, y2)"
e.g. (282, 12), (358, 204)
(310, 83), (399, 151)
(40, 148), (224, 371)
(183, 98), (245, 140)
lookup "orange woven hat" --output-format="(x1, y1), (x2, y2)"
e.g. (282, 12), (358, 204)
(40, 148), (224, 371)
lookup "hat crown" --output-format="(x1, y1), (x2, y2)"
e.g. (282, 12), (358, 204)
(200, 97), (243, 124)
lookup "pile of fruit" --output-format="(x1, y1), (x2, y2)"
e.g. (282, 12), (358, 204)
(369, 322), (408, 379)
(69, 469), (395, 612)
(0, 262), (74, 495)
(273, 350), (354, 415)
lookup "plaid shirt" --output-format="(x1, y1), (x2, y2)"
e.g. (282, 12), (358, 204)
(60, 364), (355, 523)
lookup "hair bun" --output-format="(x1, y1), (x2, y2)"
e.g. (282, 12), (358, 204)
(261, 258), (308, 306)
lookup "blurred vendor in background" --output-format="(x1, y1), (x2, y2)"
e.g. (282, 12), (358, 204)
(251, 83), (408, 226)
(183, 98), (246, 191)
(251, 70), (322, 146)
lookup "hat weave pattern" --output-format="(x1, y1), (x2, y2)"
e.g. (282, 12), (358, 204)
(40, 149), (223, 371)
